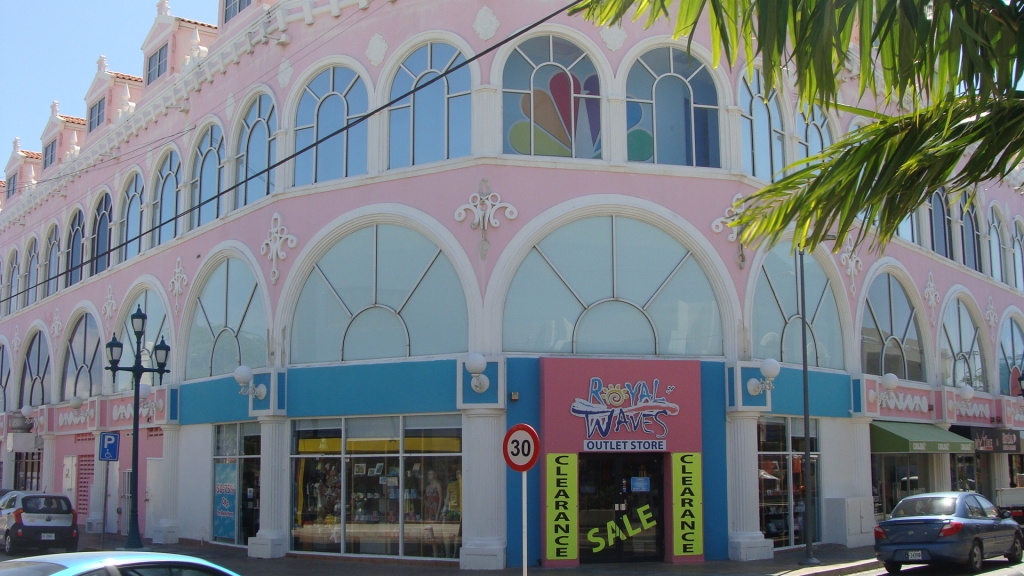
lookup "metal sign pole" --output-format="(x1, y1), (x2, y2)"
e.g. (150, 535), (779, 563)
(100, 461), (109, 550)
(522, 470), (527, 576)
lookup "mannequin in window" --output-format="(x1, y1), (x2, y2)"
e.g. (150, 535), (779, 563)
(444, 468), (462, 557)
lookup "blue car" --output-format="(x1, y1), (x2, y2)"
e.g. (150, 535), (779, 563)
(0, 551), (241, 576)
(875, 492), (1023, 573)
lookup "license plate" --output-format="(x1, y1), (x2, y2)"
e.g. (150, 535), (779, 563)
(906, 551), (922, 561)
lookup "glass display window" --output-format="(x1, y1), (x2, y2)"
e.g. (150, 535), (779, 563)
(212, 422), (261, 545)
(402, 415), (462, 558)
(757, 417), (821, 548)
(871, 453), (932, 521)
(292, 419), (342, 552)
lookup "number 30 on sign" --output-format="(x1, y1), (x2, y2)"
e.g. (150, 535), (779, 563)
(504, 423), (540, 472)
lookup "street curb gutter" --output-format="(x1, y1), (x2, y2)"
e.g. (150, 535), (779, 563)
(770, 559), (883, 576)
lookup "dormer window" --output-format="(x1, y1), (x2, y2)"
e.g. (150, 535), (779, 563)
(43, 140), (56, 169)
(5, 174), (15, 199)
(88, 99), (105, 132)
(224, 0), (251, 23)
(147, 44), (168, 85)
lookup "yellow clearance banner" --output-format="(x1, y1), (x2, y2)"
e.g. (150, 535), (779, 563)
(545, 453), (578, 560)
(671, 452), (704, 556)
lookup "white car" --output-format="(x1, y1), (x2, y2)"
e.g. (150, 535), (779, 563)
(0, 552), (241, 576)
(0, 492), (78, 555)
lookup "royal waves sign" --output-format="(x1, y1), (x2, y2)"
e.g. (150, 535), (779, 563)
(570, 377), (678, 451)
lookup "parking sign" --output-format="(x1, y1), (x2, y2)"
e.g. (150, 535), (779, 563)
(99, 432), (120, 461)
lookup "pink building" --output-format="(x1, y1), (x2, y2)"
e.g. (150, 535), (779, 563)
(2, 0), (1024, 568)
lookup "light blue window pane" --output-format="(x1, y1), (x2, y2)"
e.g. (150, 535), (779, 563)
(202, 262), (228, 333)
(694, 107), (719, 167)
(741, 117), (754, 176)
(186, 306), (213, 380)
(125, 197), (140, 259)
(319, 227), (374, 313)
(552, 37), (583, 67)
(503, 51), (533, 90)
(226, 261), (257, 331)
(292, 269), (350, 364)
(648, 257), (722, 355)
(432, 43), (457, 71)
(245, 121), (269, 202)
(570, 57), (599, 95)
(343, 307), (407, 360)
(198, 152), (219, 226)
(346, 77), (368, 114)
(347, 116), (368, 176)
(763, 246), (797, 318)
(990, 225), (1003, 281)
(413, 72), (445, 165)
(802, 256), (829, 320)
(519, 36), (550, 66)
(575, 95), (600, 159)
(813, 287), (844, 369)
(752, 268), (785, 361)
(307, 70), (330, 99)
(753, 101), (771, 179)
(959, 301), (975, 353)
(689, 68), (717, 105)
(159, 178), (176, 242)
(237, 290), (267, 369)
(769, 98), (783, 131)
(211, 331), (240, 377)
(333, 66), (356, 94)
(503, 249), (583, 353)
(640, 47), (670, 76)
(447, 55), (470, 93)
(405, 46), (429, 77)
(244, 101), (258, 126)
(671, 49), (702, 79)
(781, 318), (815, 365)
(401, 254), (468, 356)
(448, 94), (472, 159)
(867, 274), (892, 336)
(391, 68), (415, 102)
(538, 217), (612, 306)
(771, 130), (785, 179)
(268, 136), (276, 194)
(738, 80), (752, 110)
(614, 217), (687, 306)
(316, 95), (346, 182)
(654, 76), (692, 166)
(390, 107), (411, 169)
(375, 225), (438, 311)
(626, 63), (655, 100)
(576, 301), (655, 355)
(503, 92), (528, 155)
(294, 128), (314, 186)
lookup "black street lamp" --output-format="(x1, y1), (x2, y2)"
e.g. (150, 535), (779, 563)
(798, 249), (820, 566)
(104, 305), (170, 550)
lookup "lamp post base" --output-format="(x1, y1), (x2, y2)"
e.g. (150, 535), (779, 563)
(799, 556), (821, 566)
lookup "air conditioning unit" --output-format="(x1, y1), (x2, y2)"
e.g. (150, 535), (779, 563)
(85, 518), (103, 534)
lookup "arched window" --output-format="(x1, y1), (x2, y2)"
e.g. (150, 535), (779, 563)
(739, 70), (785, 181)
(795, 106), (832, 160)
(154, 151), (181, 246)
(24, 239), (37, 307)
(294, 66), (368, 185)
(65, 211), (85, 287)
(999, 318), (1024, 396)
(292, 225), (468, 362)
(121, 173), (144, 261)
(752, 244), (844, 369)
(389, 42), (471, 168)
(940, 298), (986, 390)
(960, 198), (982, 273)
(44, 227), (60, 297)
(19, 331), (49, 408)
(190, 126), (224, 229)
(5, 253), (18, 315)
(503, 35), (602, 159)
(186, 258), (267, 380)
(0, 344), (12, 412)
(503, 216), (722, 355)
(929, 191), (954, 259)
(61, 314), (103, 401)
(1014, 223), (1024, 290)
(861, 273), (925, 381)
(116, 290), (169, 392)
(989, 208), (1007, 283)
(91, 193), (112, 275)
(625, 47), (720, 167)
(235, 94), (276, 208)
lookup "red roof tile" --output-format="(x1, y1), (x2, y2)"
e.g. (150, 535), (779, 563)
(21, 151), (41, 160)
(177, 17), (217, 29)
(59, 115), (86, 126)
(111, 71), (143, 83)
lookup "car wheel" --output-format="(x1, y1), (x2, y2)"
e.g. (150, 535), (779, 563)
(1007, 533), (1023, 564)
(967, 540), (984, 573)
(884, 562), (902, 574)
(4, 533), (16, 556)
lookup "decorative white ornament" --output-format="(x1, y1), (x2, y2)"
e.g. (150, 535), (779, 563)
(101, 285), (118, 334)
(225, 93), (235, 121)
(261, 213), (298, 285)
(711, 194), (746, 243)
(922, 272), (940, 326)
(366, 34), (388, 67)
(473, 6), (500, 41)
(11, 326), (21, 356)
(277, 59), (293, 89)
(838, 237), (864, 294)
(168, 257), (189, 316)
(985, 297), (998, 331)
(599, 26), (628, 52)
(455, 179), (518, 260)
(50, 308), (63, 340)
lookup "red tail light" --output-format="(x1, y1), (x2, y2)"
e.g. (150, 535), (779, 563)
(874, 525), (887, 539)
(939, 521), (964, 537)
(13, 508), (22, 524)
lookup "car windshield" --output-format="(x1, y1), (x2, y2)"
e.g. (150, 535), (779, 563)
(891, 496), (957, 517)
(21, 497), (70, 514)
(0, 561), (64, 576)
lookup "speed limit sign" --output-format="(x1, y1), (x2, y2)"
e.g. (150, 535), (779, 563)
(503, 423), (540, 472)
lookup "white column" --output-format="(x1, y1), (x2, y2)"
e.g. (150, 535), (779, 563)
(152, 424), (180, 543)
(40, 434), (56, 493)
(727, 412), (773, 561)
(994, 454), (1011, 491)
(460, 408), (506, 570)
(931, 453), (952, 492)
(248, 416), (289, 558)
(605, 95), (627, 164)
(472, 86), (500, 157)
(1, 440), (15, 488)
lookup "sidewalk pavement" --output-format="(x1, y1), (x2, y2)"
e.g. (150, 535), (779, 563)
(67, 533), (883, 576)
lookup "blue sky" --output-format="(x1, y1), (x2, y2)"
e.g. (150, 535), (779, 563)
(0, 0), (216, 165)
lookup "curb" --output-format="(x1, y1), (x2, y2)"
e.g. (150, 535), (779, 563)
(771, 559), (883, 576)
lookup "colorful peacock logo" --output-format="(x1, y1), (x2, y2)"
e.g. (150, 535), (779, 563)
(508, 70), (602, 158)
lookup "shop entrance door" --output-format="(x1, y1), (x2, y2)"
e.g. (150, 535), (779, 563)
(578, 453), (664, 563)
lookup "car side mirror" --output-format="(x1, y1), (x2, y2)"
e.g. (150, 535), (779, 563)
(1002, 510), (1013, 519)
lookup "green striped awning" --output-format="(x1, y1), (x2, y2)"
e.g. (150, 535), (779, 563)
(870, 421), (975, 454)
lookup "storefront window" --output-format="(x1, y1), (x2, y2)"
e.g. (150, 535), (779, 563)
(290, 415), (461, 558)
(952, 454), (989, 497)
(14, 452), (40, 491)
(757, 417), (820, 548)
(871, 453), (932, 520)
(212, 422), (261, 545)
